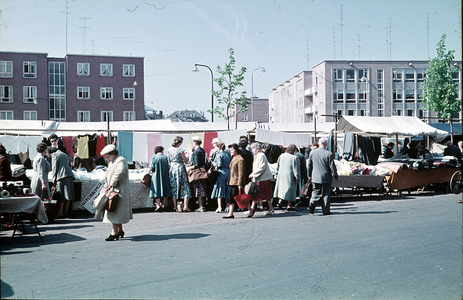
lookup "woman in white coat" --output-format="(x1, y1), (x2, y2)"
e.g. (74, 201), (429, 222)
(97, 145), (133, 241)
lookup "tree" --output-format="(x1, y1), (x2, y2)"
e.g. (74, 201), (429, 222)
(209, 48), (250, 130)
(421, 34), (460, 120)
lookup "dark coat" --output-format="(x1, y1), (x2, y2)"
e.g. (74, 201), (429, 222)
(191, 147), (206, 168)
(308, 147), (338, 184)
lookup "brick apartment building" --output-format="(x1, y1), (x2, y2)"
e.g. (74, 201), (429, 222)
(0, 52), (144, 122)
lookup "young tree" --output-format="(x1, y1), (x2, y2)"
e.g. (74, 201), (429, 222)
(209, 48), (250, 130)
(421, 34), (460, 120)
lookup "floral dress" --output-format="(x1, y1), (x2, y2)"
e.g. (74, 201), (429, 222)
(167, 147), (192, 199)
(211, 151), (231, 199)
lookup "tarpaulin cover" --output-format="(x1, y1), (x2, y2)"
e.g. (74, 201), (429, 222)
(336, 116), (448, 141)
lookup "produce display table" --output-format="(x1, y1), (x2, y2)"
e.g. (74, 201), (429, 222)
(385, 167), (458, 191)
(331, 175), (386, 197)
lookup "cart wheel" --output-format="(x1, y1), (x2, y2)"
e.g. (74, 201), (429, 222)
(450, 171), (463, 194)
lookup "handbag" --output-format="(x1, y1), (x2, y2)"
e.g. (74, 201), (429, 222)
(93, 187), (109, 210)
(301, 182), (311, 197)
(141, 173), (151, 187)
(207, 166), (219, 184)
(234, 189), (253, 209)
(188, 167), (208, 183)
(105, 190), (120, 212)
(50, 184), (61, 202)
(244, 180), (260, 195)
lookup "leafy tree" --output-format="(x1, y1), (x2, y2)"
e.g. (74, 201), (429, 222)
(421, 34), (460, 120)
(209, 48), (250, 130)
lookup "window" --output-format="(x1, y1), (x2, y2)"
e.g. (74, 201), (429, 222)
(393, 109), (402, 116)
(23, 61), (37, 78)
(377, 69), (384, 117)
(24, 111), (37, 120)
(416, 69), (426, 81)
(405, 89), (415, 101)
(417, 89), (423, 102)
(337, 110), (343, 116)
(77, 111), (90, 122)
(359, 110), (365, 116)
(0, 61), (13, 78)
(123, 64), (135, 77)
(0, 110), (13, 119)
(358, 91), (366, 101)
(348, 110), (354, 116)
(48, 62), (66, 121)
(346, 69), (355, 82)
(393, 89), (403, 101)
(123, 88), (135, 100)
(405, 69), (415, 82)
(333, 69), (343, 82)
(241, 114), (248, 121)
(358, 69), (368, 80)
(101, 111), (113, 121)
(406, 110), (414, 116)
(23, 86), (37, 103)
(100, 63), (113, 76)
(0, 86), (13, 103)
(77, 87), (90, 99)
(392, 69), (403, 81)
(77, 63), (90, 76)
(333, 91), (343, 103)
(100, 87), (113, 100)
(346, 90), (356, 102)
(123, 111), (135, 121)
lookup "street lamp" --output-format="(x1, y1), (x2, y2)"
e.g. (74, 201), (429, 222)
(251, 67), (266, 122)
(132, 81), (137, 121)
(33, 97), (49, 120)
(360, 76), (369, 116)
(193, 64), (214, 122)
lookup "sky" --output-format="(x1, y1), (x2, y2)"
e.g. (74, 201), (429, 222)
(1, 0), (461, 120)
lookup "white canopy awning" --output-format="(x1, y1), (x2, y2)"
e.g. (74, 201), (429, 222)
(336, 116), (449, 141)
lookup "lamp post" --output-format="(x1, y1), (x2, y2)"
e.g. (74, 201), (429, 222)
(251, 67), (266, 122)
(33, 97), (49, 120)
(132, 81), (137, 121)
(193, 64), (214, 122)
(360, 76), (369, 116)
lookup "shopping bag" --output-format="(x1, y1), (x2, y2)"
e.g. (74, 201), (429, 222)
(93, 187), (109, 210)
(234, 189), (253, 209)
(105, 190), (120, 212)
(244, 180), (260, 195)
(140, 173), (151, 187)
(188, 167), (208, 183)
(207, 166), (219, 184)
(301, 182), (311, 197)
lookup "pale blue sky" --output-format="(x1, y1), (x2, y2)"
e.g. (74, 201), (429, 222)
(1, 0), (461, 119)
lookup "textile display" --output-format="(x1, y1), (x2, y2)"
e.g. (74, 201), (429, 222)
(132, 132), (148, 163)
(331, 175), (385, 189)
(117, 131), (134, 163)
(62, 136), (74, 158)
(0, 136), (29, 154)
(77, 135), (89, 159)
(147, 133), (162, 162)
(96, 134), (106, 158)
(203, 132), (218, 159)
(342, 132), (354, 161)
(217, 129), (247, 146)
(87, 134), (97, 157)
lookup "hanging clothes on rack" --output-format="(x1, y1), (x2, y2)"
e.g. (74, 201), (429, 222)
(77, 135), (89, 159)
(62, 136), (74, 158)
(117, 131), (133, 163)
(87, 133), (97, 158)
(96, 134), (106, 158)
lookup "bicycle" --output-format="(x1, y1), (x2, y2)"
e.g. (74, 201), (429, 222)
(449, 169), (463, 194)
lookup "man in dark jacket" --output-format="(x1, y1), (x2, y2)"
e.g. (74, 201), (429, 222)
(308, 137), (339, 215)
(443, 141), (462, 161)
(239, 140), (253, 183)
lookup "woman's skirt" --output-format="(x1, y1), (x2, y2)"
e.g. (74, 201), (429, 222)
(225, 185), (240, 204)
(252, 180), (272, 201)
(56, 177), (75, 201)
(191, 180), (207, 197)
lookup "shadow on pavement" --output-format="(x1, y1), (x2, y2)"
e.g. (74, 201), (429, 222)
(127, 232), (210, 242)
(1, 280), (14, 298)
(0, 232), (86, 252)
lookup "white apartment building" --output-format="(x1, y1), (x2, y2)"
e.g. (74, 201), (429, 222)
(269, 60), (462, 124)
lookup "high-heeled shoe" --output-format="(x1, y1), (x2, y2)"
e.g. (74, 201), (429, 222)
(105, 234), (119, 241)
(117, 231), (125, 238)
(247, 209), (255, 218)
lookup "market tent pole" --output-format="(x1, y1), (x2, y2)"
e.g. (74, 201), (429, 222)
(395, 134), (399, 154)
(449, 119), (453, 143)
(106, 118), (111, 144)
(314, 114), (317, 143)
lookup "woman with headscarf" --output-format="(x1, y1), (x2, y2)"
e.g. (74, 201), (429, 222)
(96, 145), (133, 241)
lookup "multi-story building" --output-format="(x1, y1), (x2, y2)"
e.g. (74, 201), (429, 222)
(0, 52), (144, 122)
(229, 97), (269, 124)
(269, 60), (462, 124)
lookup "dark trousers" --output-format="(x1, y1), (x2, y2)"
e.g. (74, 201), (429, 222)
(310, 183), (332, 214)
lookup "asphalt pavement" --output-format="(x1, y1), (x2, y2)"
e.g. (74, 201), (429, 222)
(1, 192), (462, 299)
